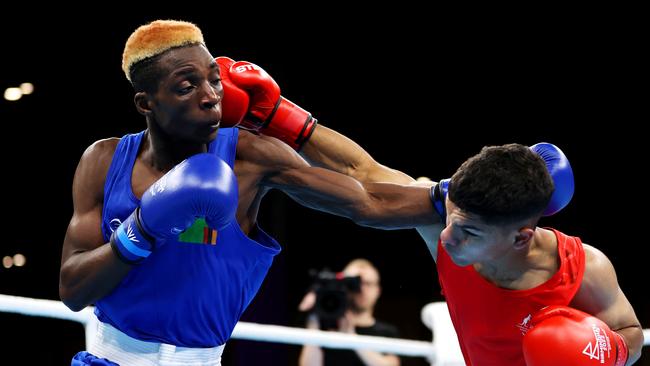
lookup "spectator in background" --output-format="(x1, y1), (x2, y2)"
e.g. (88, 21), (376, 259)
(299, 259), (401, 366)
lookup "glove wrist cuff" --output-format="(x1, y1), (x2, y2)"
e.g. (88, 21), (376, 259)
(431, 179), (450, 221)
(613, 331), (628, 366)
(265, 97), (317, 151)
(109, 208), (154, 265)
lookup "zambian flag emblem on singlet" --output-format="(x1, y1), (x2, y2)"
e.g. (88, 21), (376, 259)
(178, 218), (218, 245)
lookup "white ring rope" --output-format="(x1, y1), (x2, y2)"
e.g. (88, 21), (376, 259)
(0, 293), (93, 324)
(1, 293), (648, 363)
(232, 322), (434, 357)
(0, 294), (435, 359)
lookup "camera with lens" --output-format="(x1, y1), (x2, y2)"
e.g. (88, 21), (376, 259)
(309, 269), (361, 330)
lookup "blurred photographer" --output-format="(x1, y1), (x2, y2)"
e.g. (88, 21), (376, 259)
(298, 259), (401, 366)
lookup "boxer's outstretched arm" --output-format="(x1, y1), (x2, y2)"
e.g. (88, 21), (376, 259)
(300, 126), (445, 259)
(301, 125), (415, 185)
(239, 131), (437, 229)
(221, 58), (444, 250)
(216, 56), (413, 185)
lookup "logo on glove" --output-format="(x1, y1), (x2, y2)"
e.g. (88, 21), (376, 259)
(582, 323), (612, 362)
(150, 175), (168, 196)
(126, 224), (140, 243)
(234, 64), (261, 73)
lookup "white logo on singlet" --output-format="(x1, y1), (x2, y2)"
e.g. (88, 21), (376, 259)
(517, 314), (533, 335)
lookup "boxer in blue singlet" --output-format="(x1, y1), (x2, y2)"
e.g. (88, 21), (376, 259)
(59, 20), (437, 365)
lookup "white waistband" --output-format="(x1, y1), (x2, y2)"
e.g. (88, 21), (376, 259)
(88, 321), (224, 366)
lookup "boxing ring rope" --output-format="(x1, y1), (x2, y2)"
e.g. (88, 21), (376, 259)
(0, 294), (435, 360)
(231, 322), (434, 356)
(1, 293), (648, 364)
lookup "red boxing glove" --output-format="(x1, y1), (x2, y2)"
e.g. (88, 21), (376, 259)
(218, 57), (317, 150)
(523, 305), (628, 366)
(216, 56), (250, 126)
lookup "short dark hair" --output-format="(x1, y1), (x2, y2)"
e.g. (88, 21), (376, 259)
(448, 143), (554, 226)
(129, 53), (167, 93)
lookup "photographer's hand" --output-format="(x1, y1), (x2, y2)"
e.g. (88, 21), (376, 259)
(299, 291), (317, 312)
(298, 291), (321, 330)
(339, 311), (356, 334)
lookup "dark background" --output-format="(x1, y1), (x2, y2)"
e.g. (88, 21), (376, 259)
(1, 9), (647, 366)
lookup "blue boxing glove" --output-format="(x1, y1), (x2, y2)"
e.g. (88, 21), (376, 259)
(71, 351), (119, 365)
(530, 142), (574, 216)
(431, 143), (574, 220)
(110, 153), (238, 264)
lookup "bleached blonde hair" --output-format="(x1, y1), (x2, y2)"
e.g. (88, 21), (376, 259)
(122, 19), (204, 82)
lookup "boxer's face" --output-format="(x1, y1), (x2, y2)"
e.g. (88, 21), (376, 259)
(440, 199), (514, 267)
(144, 45), (223, 143)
